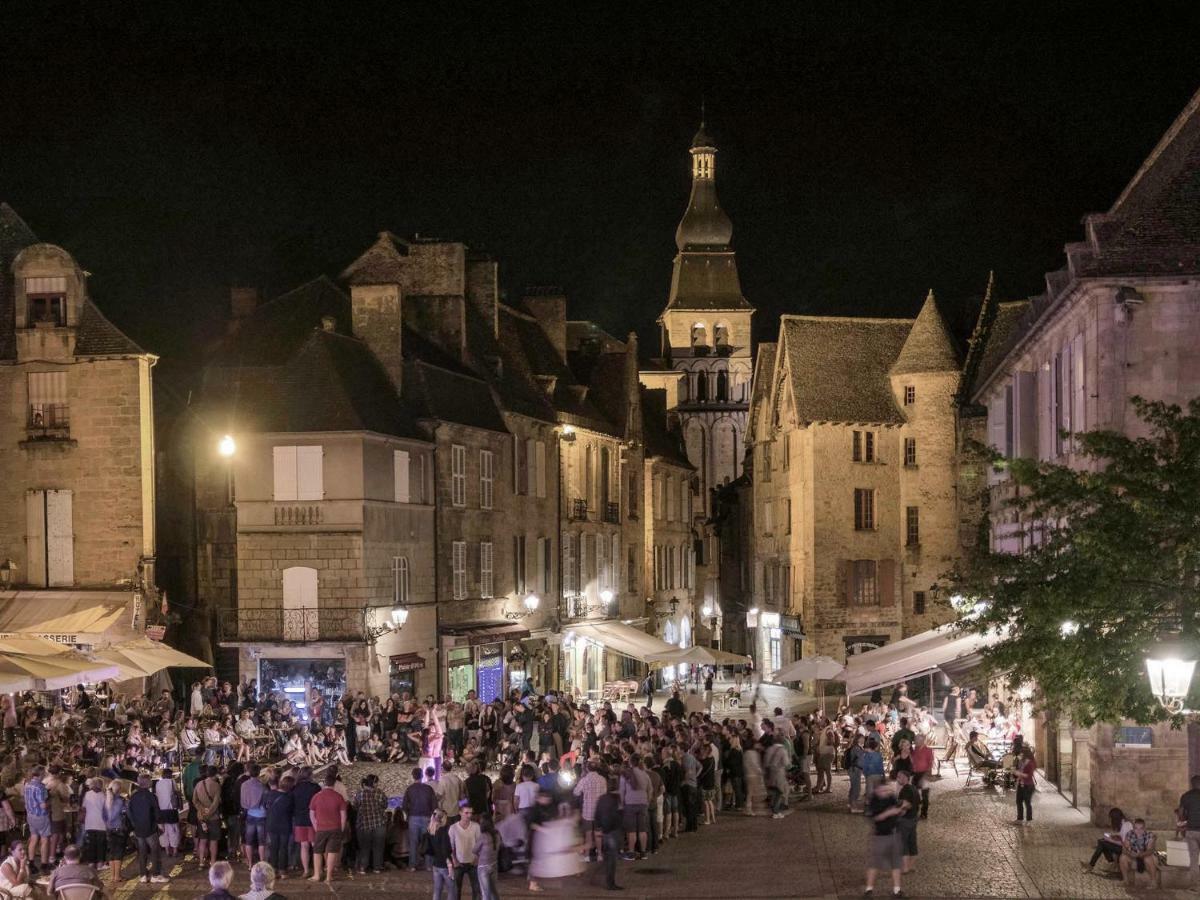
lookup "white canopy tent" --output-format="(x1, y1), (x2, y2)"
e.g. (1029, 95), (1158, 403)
(773, 655), (845, 684)
(842, 623), (1003, 697)
(562, 622), (680, 663)
(646, 645), (751, 668)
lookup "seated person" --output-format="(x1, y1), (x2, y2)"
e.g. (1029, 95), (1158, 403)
(48, 844), (101, 895)
(1083, 807), (1131, 874)
(358, 734), (384, 761)
(965, 731), (1000, 769)
(1119, 818), (1159, 886)
(235, 711), (258, 740)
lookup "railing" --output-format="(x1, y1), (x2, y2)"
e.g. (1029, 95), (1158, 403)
(27, 404), (70, 435)
(603, 501), (620, 524)
(564, 594), (588, 620)
(571, 498), (588, 520)
(273, 505), (323, 526)
(218, 606), (364, 643)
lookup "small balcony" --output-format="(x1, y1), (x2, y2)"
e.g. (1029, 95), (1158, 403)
(603, 501), (620, 524)
(27, 403), (70, 438)
(273, 505), (323, 526)
(571, 498), (588, 521)
(564, 594), (588, 620)
(218, 605), (365, 643)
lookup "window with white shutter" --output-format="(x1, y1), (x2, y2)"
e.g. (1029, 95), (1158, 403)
(480, 542), (493, 598)
(653, 476), (663, 520)
(451, 444), (467, 507)
(513, 535), (527, 596)
(535, 441), (547, 499)
(563, 534), (576, 596)
(526, 438), (536, 498)
(514, 436), (526, 495)
(667, 478), (676, 522)
(394, 450), (410, 503)
(273, 446), (323, 501)
(480, 450), (494, 510)
(282, 566), (318, 640)
(537, 536), (550, 594)
(679, 477), (688, 521)
(1071, 332), (1086, 449)
(764, 500), (774, 533)
(452, 541), (467, 600)
(597, 533), (608, 590)
(579, 533), (589, 591)
(25, 489), (73, 587)
(611, 534), (620, 594)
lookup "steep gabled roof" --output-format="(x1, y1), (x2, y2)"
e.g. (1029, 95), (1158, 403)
(972, 301), (1032, 397)
(779, 316), (913, 425)
(211, 276), (351, 366)
(75, 298), (147, 356)
(0, 203), (37, 265)
(340, 231), (408, 285)
(404, 360), (509, 434)
(890, 290), (959, 376)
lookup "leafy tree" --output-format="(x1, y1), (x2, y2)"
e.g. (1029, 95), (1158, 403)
(948, 397), (1200, 726)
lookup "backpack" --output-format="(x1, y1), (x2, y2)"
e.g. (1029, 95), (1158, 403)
(498, 843), (514, 872)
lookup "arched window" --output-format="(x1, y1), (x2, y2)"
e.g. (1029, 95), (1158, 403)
(716, 371), (728, 401)
(696, 371), (709, 402)
(691, 323), (708, 349)
(282, 566), (318, 641)
(714, 323), (729, 348)
(392, 556), (410, 606)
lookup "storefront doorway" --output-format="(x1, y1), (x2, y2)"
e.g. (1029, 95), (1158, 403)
(448, 647), (474, 702)
(388, 653), (425, 698)
(476, 643), (504, 703)
(258, 657), (345, 724)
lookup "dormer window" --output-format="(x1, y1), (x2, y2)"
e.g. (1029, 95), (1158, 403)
(25, 277), (67, 327)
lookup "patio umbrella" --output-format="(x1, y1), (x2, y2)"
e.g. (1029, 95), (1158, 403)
(646, 645), (751, 667)
(0, 652), (119, 691)
(101, 636), (210, 676)
(772, 655), (847, 715)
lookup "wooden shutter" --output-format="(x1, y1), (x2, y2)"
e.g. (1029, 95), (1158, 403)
(535, 441), (546, 499)
(986, 395), (1006, 456)
(838, 559), (852, 606)
(273, 446), (297, 500)
(879, 559), (896, 606)
(526, 438), (536, 497)
(1072, 332), (1086, 445)
(563, 534), (575, 595)
(513, 436), (525, 494)
(480, 542), (493, 598)
(394, 450), (410, 503)
(611, 534), (620, 593)
(1014, 371), (1038, 459)
(543, 536), (552, 594)
(46, 490), (73, 587)
(25, 490), (46, 587)
(296, 446), (323, 500)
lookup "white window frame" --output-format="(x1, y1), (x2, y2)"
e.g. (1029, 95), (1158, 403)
(273, 445), (324, 501)
(392, 556), (410, 605)
(452, 541), (467, 600)
(480, 541), (493, 598)
(451, 444), (467, 507)
(480, 449), (494, 510)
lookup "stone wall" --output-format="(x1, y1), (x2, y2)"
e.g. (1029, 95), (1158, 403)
(1089, 722), (1189, 829)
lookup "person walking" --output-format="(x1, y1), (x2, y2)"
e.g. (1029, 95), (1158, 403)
(910, 734), (934, 820)
(861, 737), (885, 799)
(419, 810), (455, 900)
(475, 814), (501, 900)
(449, 804), (481, 898)
(762, 734), (790, 819)
(1178, 774), (1200, 887)
(815, 720), (838, 794)
(1014, 745), (1036, 825)
(894, 770), (919, 875)
(641, 672), (655, 711)
(864, 779), (905, 898)
(353, 773), (389, 875)
(403, 767), (438, 871)
(845, 734), (865, 813)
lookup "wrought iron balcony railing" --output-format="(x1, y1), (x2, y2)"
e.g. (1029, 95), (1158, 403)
(27, 403), (70, 435)
(218, 606), (365, 643)
(571, 498), (588, 520)
(603, 501), (620, 524)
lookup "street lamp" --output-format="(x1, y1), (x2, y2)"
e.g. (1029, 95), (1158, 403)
(218, 434), (237, 458)
(524, 593), (540, 612)
(506, 594), (541, 621)
(390, 604), (410, 628)
(600, 589), (614, 606)
(363, 602), (409, 644)
(1145, 638), (1197, 714)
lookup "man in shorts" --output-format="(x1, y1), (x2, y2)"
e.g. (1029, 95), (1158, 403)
(290, 767), (321, 878)
(23, 767), (52, 872)
(308, 771), (347, 885)
(43, 766), (71, 866)
(191, 766), (224, 868)
(864, 778), (905, 898)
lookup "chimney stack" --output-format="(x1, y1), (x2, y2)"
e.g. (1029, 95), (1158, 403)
(523, 287), (567, 362)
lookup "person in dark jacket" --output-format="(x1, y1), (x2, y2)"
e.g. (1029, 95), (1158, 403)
(220, 761), (246, 863)
(265, 774), (295, 877)
(290, 767), (321, 878)
(594, 777), (622, 891)
(417, 810), (454, 899)
(127, 775), (169, 884)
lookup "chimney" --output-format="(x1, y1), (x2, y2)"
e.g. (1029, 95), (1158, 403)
(341, 232), (407, 395)
(523, 287), (567, 362)
(466, 256), (499, 340)
(401, 241), (468, 362)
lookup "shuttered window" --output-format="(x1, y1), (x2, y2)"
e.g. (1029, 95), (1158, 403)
(451, 444), (467, 507)
(394, 450), (410, 503)
(452, 541), (467, 600)
(480, 450), (494, 510)
(563, 534), (576, 596)
(611, 534), (620, 594)
(26, 489), (73, 587)
(273, 446), (323, 501)
(851, 560), (877, 605)
(535, 441), (547, 499)
(480, 542), (493, 598)
(597, 533), (608, 590)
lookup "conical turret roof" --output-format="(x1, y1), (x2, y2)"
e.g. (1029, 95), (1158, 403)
(890, 290), (960, 375)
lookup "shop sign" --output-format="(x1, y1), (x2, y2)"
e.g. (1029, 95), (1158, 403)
(145, 625), (166, 641)
(389, 653), (426, 673)
(759, 611), (781, 628)
(1114, 726), (1153, 749)
(0, 631), (80, 645)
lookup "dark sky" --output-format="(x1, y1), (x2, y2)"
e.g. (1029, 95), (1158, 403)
(3, 3), (1199, 373)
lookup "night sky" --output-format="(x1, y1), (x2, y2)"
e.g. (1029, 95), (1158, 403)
(3, 4), (1199, 375)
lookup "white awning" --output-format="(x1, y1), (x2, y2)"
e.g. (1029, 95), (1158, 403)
(646, 645), (751, 668)
(561, 621), (680, 663)
(94, 636), (210, 677)
(0, 591), (132, 644)
(843, 624), (1003, 696)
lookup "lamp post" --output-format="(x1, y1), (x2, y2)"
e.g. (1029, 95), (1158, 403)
(1145, 638), (1197, 715)
(363, 603), (410, 644)
(505, 594), (541, 621)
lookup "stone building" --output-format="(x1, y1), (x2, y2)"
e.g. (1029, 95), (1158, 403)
(0, 203), (156, 648)
(969, 86), (1200, 822)
(748, 292), (968, 679)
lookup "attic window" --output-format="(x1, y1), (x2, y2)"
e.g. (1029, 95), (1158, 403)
(904, 385), (915, 405)
(25, 277), (67, 327)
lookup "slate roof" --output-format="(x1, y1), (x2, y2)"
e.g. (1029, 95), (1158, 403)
(0, 204), (38, 361)
(779, 316), (914, 425)
(404, 360), (509, 434)
(890, 290), (960, 375)
(641, 387), (693, 469)
(213, 276), (351, 365)
(340, 232), (409, 285)
(75, 298), (147, 356)
(969, 300), (1032, 398)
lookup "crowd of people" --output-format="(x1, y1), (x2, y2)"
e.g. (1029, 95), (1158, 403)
(0, 670), (1126, 899)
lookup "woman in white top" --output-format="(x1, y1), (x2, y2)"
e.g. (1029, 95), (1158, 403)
(81, 778), (109, 866)
(283, 731), (306, 767)
(0, 840), (32, 897)
(190, 682), (204, 717)
(332, 727), (353, 767)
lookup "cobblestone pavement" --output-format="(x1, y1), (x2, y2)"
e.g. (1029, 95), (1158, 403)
(101, 761), (1194, 898)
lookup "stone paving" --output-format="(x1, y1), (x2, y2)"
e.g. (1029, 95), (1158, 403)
(98, 759), (1195, 898)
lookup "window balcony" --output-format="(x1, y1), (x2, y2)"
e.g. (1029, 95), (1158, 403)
(217, 605), (365, 643)
(272, 504), (323, 526)
(603, 501), (620, 524)
(571, 498), (589, 521)
(27, 404), (70, 438)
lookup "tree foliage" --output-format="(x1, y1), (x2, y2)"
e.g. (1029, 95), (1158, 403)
(948, 397), (1200, 726)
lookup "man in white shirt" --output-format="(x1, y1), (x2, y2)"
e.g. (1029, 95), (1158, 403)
(773, 708), (797, 742)
(448, 805), (481, 898)
(434, 761), (463, 821)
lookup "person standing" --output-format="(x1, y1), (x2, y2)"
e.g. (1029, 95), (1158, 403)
(474, 814), (501, 900)
(419, 810), (455, 900)
(845, 734), (865, 813)
(1177, 774), (1200, 886)
(403, 767), (438, 872)
(263, 774), (294, 879)
(308, 771), (347, 884)
(128, 775), (169, 884)
(154, 769), (181, 858)
(680, 744), (700, 832)
(240, 763), (268, 869)
(449, 805), (481, 898)
(910, 734), (934, 820)
(863, 779), (905, 898)
(594, 777), (622, 892)
(861, 737), (885, 799)
(22, 767), (51, 874)
(641, 672), (655, 711)
(81, 778), (108, 868)
(290, 767), (321, 878)
(573, 760), (608, 861)
(102, 780), (128, 885)
(619, 755), (650, 860)
(193, 767), (224, 869)
(464, 762), (493, 819)
(762, 735), (790, 819)
(815, 720), (838, 794)
(353, 773), (388, 875)
(1014, 745), (1036, 824)
(894, 770), (919, 875)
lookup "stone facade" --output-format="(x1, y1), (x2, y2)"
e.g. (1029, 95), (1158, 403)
(0, 208), (157, 632)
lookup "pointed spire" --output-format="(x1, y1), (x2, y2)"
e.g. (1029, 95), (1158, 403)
(691, 99), (714, 150)
(891, 289), (960, 375)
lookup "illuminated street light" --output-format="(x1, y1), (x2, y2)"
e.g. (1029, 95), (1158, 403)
(1145, 638), (1197, 714)
(1060, 620), (1080, 637)
(218, 434), (237, 458)
(390, 605), (409, 628)
(600, 589), (614, 606)
(524, 593), (540, 612)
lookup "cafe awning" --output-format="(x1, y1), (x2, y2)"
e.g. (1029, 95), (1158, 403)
(646, 645), (751, 668)
(93, 636), (210, 678)
(562, 621), (679, 663)
(843, 624), (1003, 696)
(0, 591), (131, 644)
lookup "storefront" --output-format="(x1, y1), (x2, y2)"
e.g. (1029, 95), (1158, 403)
(388, 652), (426, 698)
(258, 657), (346, 722)
(556, 620), (679, 702)
(440, 622), (531, 703)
